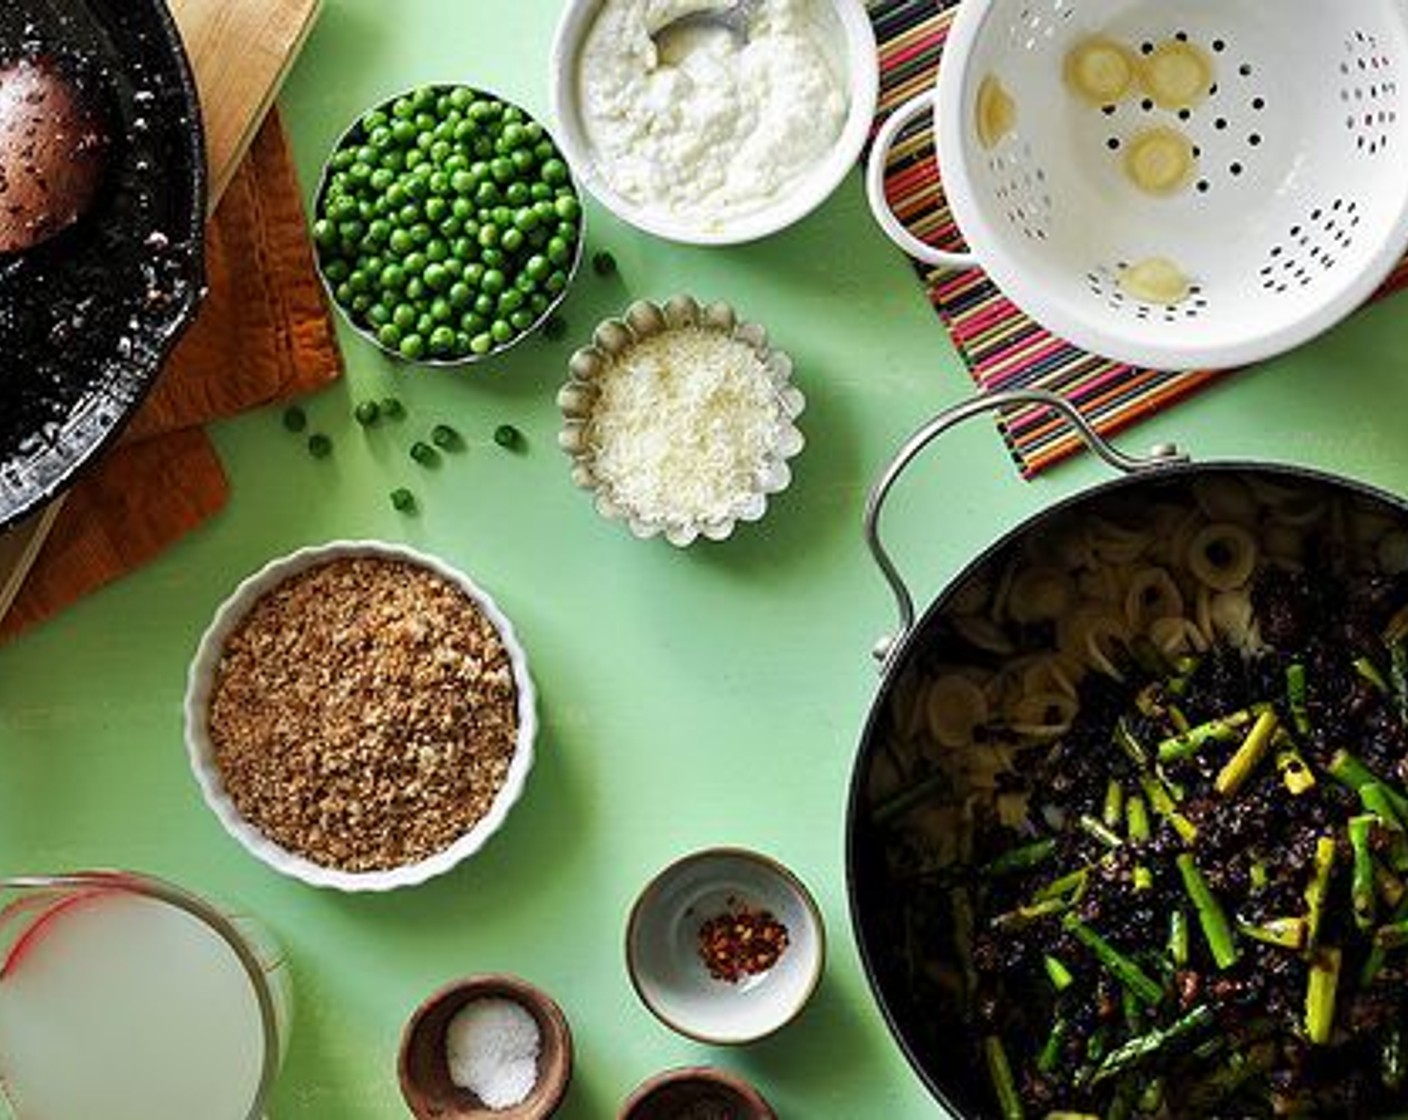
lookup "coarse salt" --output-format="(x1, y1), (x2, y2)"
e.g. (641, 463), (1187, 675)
(445, 997), (541, 1110)
(586, 326), (782, 528)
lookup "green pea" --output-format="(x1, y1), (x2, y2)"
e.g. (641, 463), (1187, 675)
(478, 224), (501, 249)
(488, 157), (514, 183)
(554, 194), (581, 220)
(306, 432), (333, 460)
(515, 271), (537, 294)
(331, 148), (356, 171)
(475, 181), (501, 207)
(351, 293), (374, 315)
(470, 332), (493, 355)
(412, 86), (437, 110)
(410, 223), (434, 246)
(490, 319), (513, 344)
(334, 281), (354, 305)
(474, 293), (495, 316)
(393, 303), (417, 330)
(366, 218), (392, 246)
(452, 196), (475, 220)
(531, 182), (553, 202)
(396, 203), (421, 227)
(513, 208), (540, 234)
(338, 219), (367, 245)
(425, 197), (448, 223)
(453, 331), (472, 357)
(366, 303), (391, 327)
(454, 238), (477, 263)
(404, 174), (429, 200)
(383, 149), (406, 172)
(422, 263), (449, 292)
(545, 271), (568, 295)
(546, 237), (571, 266)
(403, 252), (428, 276)
(416, 312), (435, 336)
(391, 96), (415, 119)
(354, 400), (381, 426)
(481, 269), (507, 295)
(449, 87), (472, 111)
(449, 281), (473, 309)
(493, 424), (522, 449)
(442, 256), (463, 278)
(399, 333), (427, 361)
(508, 309), (533, 330)
(425, 240), (449, 264)
(312, 218), (336, 248)
(391, 119), (416, 146)
(390, 488), (416, 512)
(591, 249), (618, 276)
(405, 277), (427, 302)
(480, 247), (505, 269)
(410, 440), (438, 465)
(542, 158), (569, 186)
(506, 175), (532, 201)
(430, 298), (454, 324)
(501, 228), (525, 253)
(461, 311), (487, 334)
(524, 254), (550, 282)
(282, 406), (307, 432)
(430, 141), (453, 165)
(429, 325), (456, 355)
(404, 147), (426, 170)
(463, 262), (485, 287)
(362, 108), (390, 132)
(529, 292), (549, 314)
(377, 323), (403, 349)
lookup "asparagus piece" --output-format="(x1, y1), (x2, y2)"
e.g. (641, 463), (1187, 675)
(1177, 853), (1241, 969)
(1112, 719), (1150, 768)
(1133, 865), (1154, 892)
(1391, 639), (1408, 728)
(1360, 784), (1408, 871)
(983, 838), (1058, 877)
(1044, 954), (1075, 992)
(1126, 795), (1151, 844)
(1037, 1016), (1068, 1074)
(1078, 814), (1123, 849)
(1286, 662), (1311, 736)
(1361, 895), (1408, 987)
(1141, 775), (1199, 844)
(1276, 743), (1316, 796)
(1033, 867), (1089, 904)
(1376, 861), (1406, 908)
(1237, 916), (1308, 951)
(873, 771), (951, 826)
(993, 895), (1072, 929)
(1351, 814), (1378, 932)
(1157, 708), (1259, 762)
(1063, 915), (1164, 1005)
(1305, 947), (1342, 1046)
(1327, 750), (1408, 824)
(983, 1035), (1025, 1120)
(1168, 908), (1190, 968)
(1305, 836), (1337, 953)
(1354, 655), (1390, 694)
(1103, 779), (1125, 831)
(1090, 1004), (1216, 1084)
(1214, 709), (1279, 796)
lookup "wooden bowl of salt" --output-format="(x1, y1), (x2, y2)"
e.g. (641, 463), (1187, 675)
(399, 974), (573, 1119)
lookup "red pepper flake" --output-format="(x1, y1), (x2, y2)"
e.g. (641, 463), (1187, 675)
(696, 902), (790, 983)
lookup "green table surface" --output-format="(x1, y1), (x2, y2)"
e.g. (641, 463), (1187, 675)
(7, 2), (1408, 1116)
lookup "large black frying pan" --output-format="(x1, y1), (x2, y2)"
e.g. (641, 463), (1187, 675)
(845, 390), (1408, 1117)
(0, 0), (205, 531)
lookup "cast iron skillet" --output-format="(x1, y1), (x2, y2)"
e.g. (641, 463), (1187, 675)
(0, 0), (205, 531)
(845, 390), (1408, 1117)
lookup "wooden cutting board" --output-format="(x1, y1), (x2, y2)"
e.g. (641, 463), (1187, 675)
(0, 0), (322, 623)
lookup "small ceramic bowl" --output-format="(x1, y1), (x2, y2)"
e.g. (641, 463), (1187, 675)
(625, 847), (825, 1044)
(549, 0), (879, 245)
(183, 541), (537, 892)
(400, 974), (573, 1120)
(556, 296), (806, 547)
(619, 1067), (776, 1120)
(313, 83), (584, 368)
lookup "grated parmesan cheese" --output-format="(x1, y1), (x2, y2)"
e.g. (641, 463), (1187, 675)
(588, 326), (782, 527)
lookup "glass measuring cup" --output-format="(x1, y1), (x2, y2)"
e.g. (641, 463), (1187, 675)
(0, 871), (291, 1120)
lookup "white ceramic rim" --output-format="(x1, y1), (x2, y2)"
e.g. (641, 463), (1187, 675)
(872, 0), (1408, 372)
(623, 846), (827, 1045)
(549, 0), (880, 246)
(183, 541), (538, 893)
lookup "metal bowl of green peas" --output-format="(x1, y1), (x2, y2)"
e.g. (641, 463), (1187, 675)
(312, 83), (584, 367)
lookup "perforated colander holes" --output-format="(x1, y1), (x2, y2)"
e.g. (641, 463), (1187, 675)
(1008, 0), (1075, 52)
(988, 146), (1053, 243)
(1097, 34), (1266, 197)
(1084, 267), (1209, 321)
(1260, 199), (1361, 293)
(1341, 30), (1399, 154)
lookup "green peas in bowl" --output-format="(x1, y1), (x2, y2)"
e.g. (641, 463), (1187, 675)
(313, 84), (584, 367)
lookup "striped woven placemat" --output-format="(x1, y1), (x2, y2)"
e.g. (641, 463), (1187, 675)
(869, 0), (1408, 477)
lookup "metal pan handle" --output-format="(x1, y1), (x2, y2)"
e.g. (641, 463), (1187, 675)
(864, 389), (1190, 670)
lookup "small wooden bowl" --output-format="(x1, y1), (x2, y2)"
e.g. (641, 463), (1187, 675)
(399, 975), (573, 1119)
(619, 1067), (776, 1120)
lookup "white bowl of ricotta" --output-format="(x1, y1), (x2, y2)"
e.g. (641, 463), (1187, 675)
(550, 0), (878, 245)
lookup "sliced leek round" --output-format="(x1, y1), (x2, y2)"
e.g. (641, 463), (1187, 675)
(1065, 37), (1137, 105)
(1118, 257), (1192, 305)
(976, 75), (1017, 150)
(1125, 128), (1197, 196)
(1140, 40), (1213, 110)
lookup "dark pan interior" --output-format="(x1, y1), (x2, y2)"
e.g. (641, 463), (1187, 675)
(846, 462), (1408, 1118)
(0, 0), (205, 531)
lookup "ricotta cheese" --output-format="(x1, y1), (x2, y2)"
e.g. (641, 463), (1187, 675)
(587, 326), (783, 527)
(577, 0), (848, 231)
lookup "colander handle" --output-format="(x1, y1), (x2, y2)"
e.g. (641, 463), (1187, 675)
(864, 389), (1190, 671)
(865, 91), (981, 270)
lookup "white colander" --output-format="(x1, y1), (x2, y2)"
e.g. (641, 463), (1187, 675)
(866, 0), (1408, 371)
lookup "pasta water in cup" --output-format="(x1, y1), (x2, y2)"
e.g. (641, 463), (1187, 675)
(0, 871), (290, 1120)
